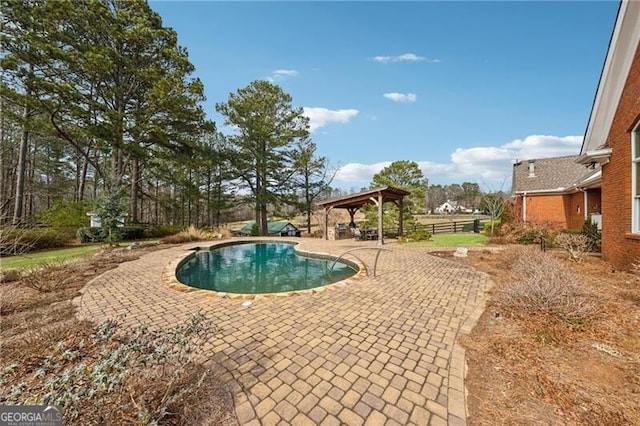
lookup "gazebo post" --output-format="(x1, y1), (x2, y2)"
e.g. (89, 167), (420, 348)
(398, 198), (404, 238)
(347, 208), (358, 227)
(377, 192), (384, 245)
(323, 206), (332, 240)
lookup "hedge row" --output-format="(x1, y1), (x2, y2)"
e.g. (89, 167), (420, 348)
(1, 223), (189, 255)
(0, 227), (76, 255)
(76, 224), (186, 243)
(77, 226), (145, 243)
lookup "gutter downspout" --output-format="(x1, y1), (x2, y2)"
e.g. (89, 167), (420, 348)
(523, 192), (527, 222)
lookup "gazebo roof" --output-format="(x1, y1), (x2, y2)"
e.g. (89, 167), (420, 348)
(317, 186), (411, 210)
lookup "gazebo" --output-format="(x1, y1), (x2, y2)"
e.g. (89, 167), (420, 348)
(316, 186), (411, 245)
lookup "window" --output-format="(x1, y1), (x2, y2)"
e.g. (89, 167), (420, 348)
(633, 121), (640, 233)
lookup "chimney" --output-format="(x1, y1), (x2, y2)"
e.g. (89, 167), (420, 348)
(528, 160), (536, 178)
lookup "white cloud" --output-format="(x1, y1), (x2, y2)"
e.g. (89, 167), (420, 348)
(332, 135), (583, 189)
(266, 68), (298, 82)
(383, 92), (417, 103)
(334, 162), (391, 183)
(303, 107), (359, 132)
(502, 134), (583, 160)
(372, 53), (440, 64)
(373, 53), (423, 63)
(273, 69), (298, 78)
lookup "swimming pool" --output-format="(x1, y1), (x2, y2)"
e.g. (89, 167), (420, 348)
(175, 242), (358, 294)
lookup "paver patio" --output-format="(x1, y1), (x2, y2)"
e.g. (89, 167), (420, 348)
(73, 238), (494, 425)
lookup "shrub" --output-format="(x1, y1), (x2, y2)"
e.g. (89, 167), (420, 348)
(400, 228), (432, 243)
(303, 229), (323, 238)
(494, 221), (559, 248)
(495, 247), (595, 325)
(212, 227), (233, 239)
(21, 259), (77, 293)
(515, 228), (553, 246)
(121, 226), (144, 241)
(582, 219), (601, 252)
(76, 226), (144, 243)
(143, 224), (186, 239)
(554, 232), (591, 263)
(161, 226), (212, 244)
(77, 227), (105, 243)
(1, 227), (74, 254)
(483, 220), (501, 235)
(93, 179), (127, 246)
(0, 269), (21, 283)
(0, 226), (34, 255)
(3, 312), (219, 424)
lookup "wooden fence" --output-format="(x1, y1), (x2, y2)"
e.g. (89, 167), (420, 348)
(395, 219), (487, 236)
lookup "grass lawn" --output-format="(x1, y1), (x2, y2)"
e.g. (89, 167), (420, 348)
(0, 241), (159, 270)
(0, 245), (106, 270)
(403, 233), (489, 247)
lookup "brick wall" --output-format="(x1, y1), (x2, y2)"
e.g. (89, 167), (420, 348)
(515, 190), (600, 230)
(601, 44), (640, 270)
(525, 194), (569, 227)
(565, 192), (586, 230)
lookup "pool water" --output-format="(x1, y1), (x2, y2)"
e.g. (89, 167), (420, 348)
(176, 242), (357, 294)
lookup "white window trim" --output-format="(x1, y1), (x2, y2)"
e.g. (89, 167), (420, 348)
(633, 121), (640, 233)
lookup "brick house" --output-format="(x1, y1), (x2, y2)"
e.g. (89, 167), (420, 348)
(512, 156), (601, 230)
(576, 0), (640, 270)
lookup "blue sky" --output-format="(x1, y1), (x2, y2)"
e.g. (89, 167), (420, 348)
(150, 1), (620, 191)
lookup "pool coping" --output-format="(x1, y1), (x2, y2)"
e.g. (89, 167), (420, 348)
(161, 238), (367, 300)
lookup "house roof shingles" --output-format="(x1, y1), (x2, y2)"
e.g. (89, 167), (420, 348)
(512, 155), (598, 193)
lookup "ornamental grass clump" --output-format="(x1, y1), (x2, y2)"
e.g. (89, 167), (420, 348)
(161, 226), (213, 244)
(495, 247), (596, 326)
(21, 259), (77, 293)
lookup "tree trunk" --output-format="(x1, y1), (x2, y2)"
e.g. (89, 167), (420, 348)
(154, 179), (159, 225)
(0, 97), (12, 223)
(206, 167), (212, 227)
(26, 137), (36, 218)
(258, 143), (268, 236)
(12, 102), (30, 225)
(254, 157), (262, 234)
(78, 148), (90, 201)
(305, 171), (312, 233)
(214, 174), (222, 228)
(130, 157), (139, 223)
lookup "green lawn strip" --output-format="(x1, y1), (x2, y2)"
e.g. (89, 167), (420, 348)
(0, 241), (159, 270)
(404, 233), (489, 247)
(1, 245), (105, 270)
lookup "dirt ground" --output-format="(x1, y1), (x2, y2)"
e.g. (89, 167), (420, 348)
(2, 242), (638, 424)
(449, 247), (640, 425)
(0, 244), (238, 425)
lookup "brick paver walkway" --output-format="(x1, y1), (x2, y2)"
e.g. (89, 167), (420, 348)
(73, 238), (493, 425)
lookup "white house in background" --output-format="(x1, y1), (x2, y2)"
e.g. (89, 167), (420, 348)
(435, 201), (456, 214)
(435, 200), (475, 214)
(86, 212), (126, 228)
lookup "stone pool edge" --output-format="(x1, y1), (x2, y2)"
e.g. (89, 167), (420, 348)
(161, 238), (367, 300)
